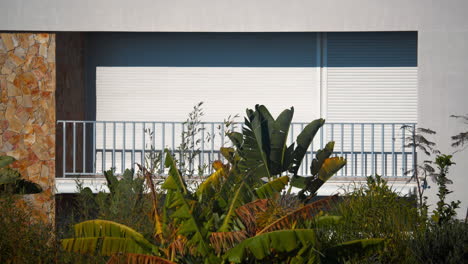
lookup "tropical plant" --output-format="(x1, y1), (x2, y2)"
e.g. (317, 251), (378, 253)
(228, 105), (346, 201)
(408, 220), (468, 264)
(0, 155), (42, 195)
(62, 106), (386, 263)
(431, 154), (460, 225)
(318, 175), (422, 263)
(63, 151), (381, 263)
(402, 125), (439, 215)
(451, 114), (468, 152)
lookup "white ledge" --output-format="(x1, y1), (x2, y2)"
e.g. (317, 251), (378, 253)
(55, 177), (417, 196)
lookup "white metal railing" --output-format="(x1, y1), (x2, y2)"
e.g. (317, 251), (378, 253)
(56, 121), (416, 179)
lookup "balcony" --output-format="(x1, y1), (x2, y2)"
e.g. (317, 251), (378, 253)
(56, 120), (416, 190)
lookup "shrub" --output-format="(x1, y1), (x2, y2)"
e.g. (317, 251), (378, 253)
(317, 175), (422, 263)
(0, 196), (57, 264)
(408, 220), (468, 264)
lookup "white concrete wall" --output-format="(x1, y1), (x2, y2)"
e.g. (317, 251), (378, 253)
(1, 0), (467, 217)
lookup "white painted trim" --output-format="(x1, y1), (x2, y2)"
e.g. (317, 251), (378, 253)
(56, 178), (416, 196)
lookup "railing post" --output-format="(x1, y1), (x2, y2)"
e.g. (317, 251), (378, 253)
(402, 125), (406, 177)
(392, 124), (395, 177)
(83, 122), (86, 174)
(103, 122), (106, 173)
(122, 122), (126, 173)
(371, 123), (375, 176)
(361, 123), (364, 177)
(113, 122), (116, 171)
(381, 124), (385, 176)
(412, 124), (416, 179)
(351, 123), (354, 177)
(73, 122), (76, 174)
(62, 121), (66, 177)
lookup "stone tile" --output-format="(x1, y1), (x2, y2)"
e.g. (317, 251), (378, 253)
(7, 82), (21, 96)
(35, 34), (49, 44)
(39, 43), (48, 58)
(0, 34), (17, 51)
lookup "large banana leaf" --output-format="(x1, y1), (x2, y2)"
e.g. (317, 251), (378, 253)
(61, 220), (156, 256)
(225, 229), (317, 263)
(196, 162), (228, 202)
(259, 107), (294, 175)
(162, 153), (214, 259)
(290, 119), (325, 175)
(255, 176), (289, 199)
(310, 142), (335, 176)
(301, 157), (347, 197)
(218, 182), (249, 232)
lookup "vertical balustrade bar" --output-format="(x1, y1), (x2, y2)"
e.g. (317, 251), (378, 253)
(412, 124), (416, 179)
(290, 124), (294, 146)
(331, 123), (334, 141)
(122, 123), (126, 173)
(93, 122), (96, 174)
(211, 123), (214, 167)
(402, 125), (406, 177)
(142, 122), (145, 168)
(392, 124), (395, 177)
(361, 124), (364, 177)
(103, 122), (106, 173)
(132, 122), (135, 171)
(341, 124), (344, 176)
(73, 122), (76, 173)
(302, 123), (306, 175)
(371, 124), (375, 175)
(320, 125), (324, 149)
(220, 125), (224, 160)
(152, 122), (155, 159)
(113, 122), (116, 171)
(381, 124), (385, 176)
(171, 122), (175, 154)
(83, 123), (86, 173)
(351, 124), (354, 177)
(161, 123), (166, 172)
(62, 122), (66, 177)
(201, 124), (205, 173)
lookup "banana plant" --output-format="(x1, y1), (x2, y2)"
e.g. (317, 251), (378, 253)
(228, 105), (346, 201)
(62, 152), (382, 263)
(61, 106), (364, 263)
(0, 155), (42, 195)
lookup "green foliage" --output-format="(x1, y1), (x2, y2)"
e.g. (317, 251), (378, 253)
(69, 168), (153, 239)
(62, 220), (156, 256)
(229, 105), (346, 201)
(317, 175), (422, 263)
(0, 155), (42, 195)
(408, 220), (468, 264)
(432, 154), (460, 225)
(0, 196), (57, 263)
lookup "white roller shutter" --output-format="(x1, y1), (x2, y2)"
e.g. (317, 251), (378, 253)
(96, 66), (319, 122)
(324, 32), (417, 177)
(325, 32), (417, 123)
(95, 33), (320, 122)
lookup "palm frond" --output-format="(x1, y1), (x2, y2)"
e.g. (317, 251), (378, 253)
(235, 199), (269, 235)
(210, 231), (248, 254)
(257, 195), (338, 235)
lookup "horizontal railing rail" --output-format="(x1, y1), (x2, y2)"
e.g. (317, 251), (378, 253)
(56, 120), (416, 179)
